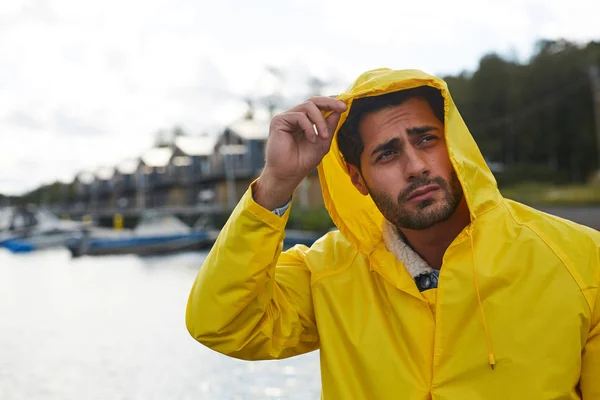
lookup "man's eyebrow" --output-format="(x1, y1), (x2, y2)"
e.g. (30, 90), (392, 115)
(406, 126), (438, 135)
(370, 137), (401, 157)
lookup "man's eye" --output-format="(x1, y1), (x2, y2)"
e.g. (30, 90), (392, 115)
(419, 135), (437, 145)
(377, 150), (395, 161)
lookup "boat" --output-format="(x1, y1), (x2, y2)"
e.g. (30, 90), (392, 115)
(0, 206), (38, 245)
(1, 207), (85, 253)
(67, 212), (218, 257)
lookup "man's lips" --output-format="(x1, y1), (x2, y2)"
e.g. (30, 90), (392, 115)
(406, 185), (440, 202)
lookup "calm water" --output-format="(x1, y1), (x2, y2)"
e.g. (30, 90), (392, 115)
(0, 249), (321, 400)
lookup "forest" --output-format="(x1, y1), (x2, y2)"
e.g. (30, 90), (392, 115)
(443, 39), (600, 186)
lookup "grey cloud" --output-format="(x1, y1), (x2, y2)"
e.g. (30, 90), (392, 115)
(0, 0), (56, 30)
(3, 111), (44, 130)
(168, 58), (237, 104)
(170, 85), (235, 103)
(54, 111), (103, 136)
(177, 60), (231, 96)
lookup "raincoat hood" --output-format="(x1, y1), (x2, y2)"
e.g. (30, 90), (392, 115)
(319, 68), (501, 253)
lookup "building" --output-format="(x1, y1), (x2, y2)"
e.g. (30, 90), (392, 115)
(51, 123), (326, 220)
(113, 159), (138, 210)
(169, 134), (219, 206)
(214, 118), (324, 211)
(72, 171), (95, 213)
(214, 118), (269, 209)
(136, 147), (173, 209)
(93, 166), (115, 211)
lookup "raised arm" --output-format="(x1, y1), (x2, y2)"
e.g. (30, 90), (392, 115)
(185, 96), (346, 360)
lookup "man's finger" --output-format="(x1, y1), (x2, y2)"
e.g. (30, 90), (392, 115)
(309, 96), (347, 113)
(325, 112), (342, 137)
(285, 112), (318, 143)
(290, 96), (347, 113)
(302, 101), (330, 140)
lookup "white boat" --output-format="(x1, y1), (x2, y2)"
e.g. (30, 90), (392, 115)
(1, 208), (85, 253)
(67, 212), (218, 257)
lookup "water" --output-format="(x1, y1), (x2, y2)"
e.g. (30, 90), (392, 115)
(0, 249), (321, 400)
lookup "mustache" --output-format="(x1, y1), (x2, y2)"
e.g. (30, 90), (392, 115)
(397, 176), (447, 203)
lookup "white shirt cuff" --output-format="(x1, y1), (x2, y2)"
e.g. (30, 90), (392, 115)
(272, 200), (291, 217)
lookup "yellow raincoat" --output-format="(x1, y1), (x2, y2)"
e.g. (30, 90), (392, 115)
(187, 69), (600, 399)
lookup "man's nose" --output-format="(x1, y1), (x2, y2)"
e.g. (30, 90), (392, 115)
(404, 148), (430, 181)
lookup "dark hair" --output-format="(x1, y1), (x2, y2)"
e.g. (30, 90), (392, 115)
(337, 86), (445, 169)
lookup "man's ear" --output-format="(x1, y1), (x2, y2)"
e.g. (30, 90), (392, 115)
(347, 163), (369, 196)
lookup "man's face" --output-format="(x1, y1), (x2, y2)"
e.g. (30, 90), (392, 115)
(348, 97), (463, 230)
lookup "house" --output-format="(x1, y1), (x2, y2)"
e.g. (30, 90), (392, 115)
(172, 134), (218, 178)
(113, 159), (138, 210)
(213, 117), (324, 211)
(94, 166), (115, 211)
(136, 147), (173, 209)
(169, 134), (219, 206)
(213, 118), (269, 208)
(216, 118), (270, 176)
(72, 171), (95, 213)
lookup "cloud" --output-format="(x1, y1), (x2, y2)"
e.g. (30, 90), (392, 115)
(0, 0), (598, 195)
(54, 111), (103, 136)
(2, 111), (43, 130)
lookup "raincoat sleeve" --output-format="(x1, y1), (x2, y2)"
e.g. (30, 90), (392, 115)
(185, 184), (319, 360)
(580, 261), (600, 398)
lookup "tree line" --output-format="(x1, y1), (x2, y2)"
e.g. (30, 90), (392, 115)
(443, 39), (600, 186)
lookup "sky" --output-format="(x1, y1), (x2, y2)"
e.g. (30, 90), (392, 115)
(0, 0), (599, 195)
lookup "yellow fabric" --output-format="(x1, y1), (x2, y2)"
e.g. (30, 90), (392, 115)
(187, 68), (600, 399)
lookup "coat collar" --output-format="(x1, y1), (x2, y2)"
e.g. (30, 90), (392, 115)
(381, 220), (433, 279)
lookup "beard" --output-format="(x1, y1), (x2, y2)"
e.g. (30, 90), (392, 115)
(368, 171), (464, 230)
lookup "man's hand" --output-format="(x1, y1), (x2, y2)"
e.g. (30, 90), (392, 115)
(253, 97), (347, 210)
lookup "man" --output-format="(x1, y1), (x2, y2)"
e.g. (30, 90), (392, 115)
(186, 69), (600, 399)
